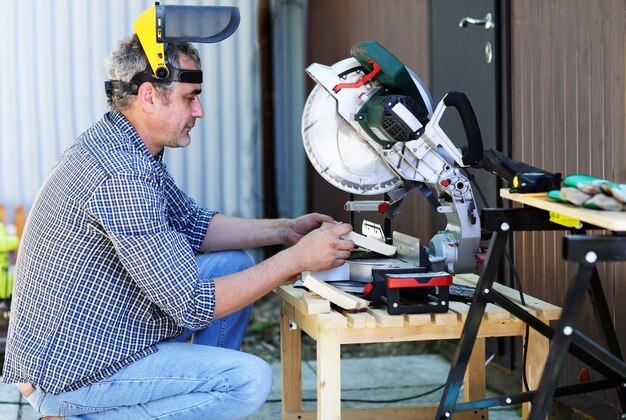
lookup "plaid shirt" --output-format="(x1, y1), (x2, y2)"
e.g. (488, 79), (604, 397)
(2, 111), (216, 394)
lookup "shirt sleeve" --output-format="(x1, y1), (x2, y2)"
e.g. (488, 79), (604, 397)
(161, 171), (215, 251)
(85, 171), (215, 330)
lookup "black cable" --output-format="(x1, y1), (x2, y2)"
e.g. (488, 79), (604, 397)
(340, 384), (445, 403)
(463, 168), (530, 391)
(264, 383), (445, 404)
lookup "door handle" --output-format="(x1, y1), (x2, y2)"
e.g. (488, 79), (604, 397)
(459, 12), (494, 30)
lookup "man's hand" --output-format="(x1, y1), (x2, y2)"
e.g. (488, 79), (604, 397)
(284, 213), (334, 245)
(287, 222), (354, 272)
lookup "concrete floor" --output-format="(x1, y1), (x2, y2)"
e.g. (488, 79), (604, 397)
(0, 354), (521, 419)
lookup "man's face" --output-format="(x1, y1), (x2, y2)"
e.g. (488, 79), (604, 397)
(152, 54), (205, 150)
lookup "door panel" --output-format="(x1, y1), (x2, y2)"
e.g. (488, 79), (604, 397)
(430, 0), (514, 370)
(430, 0), (500, 209)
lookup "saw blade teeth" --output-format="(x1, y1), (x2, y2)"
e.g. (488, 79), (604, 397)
(303, 121), (317, 132)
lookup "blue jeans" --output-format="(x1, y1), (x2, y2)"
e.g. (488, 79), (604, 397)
(26, 251), (272, 419)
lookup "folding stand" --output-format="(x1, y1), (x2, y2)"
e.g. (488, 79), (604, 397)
(436, 205), (626, 419)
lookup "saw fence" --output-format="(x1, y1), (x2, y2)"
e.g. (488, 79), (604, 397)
(277, 274), (561, 419)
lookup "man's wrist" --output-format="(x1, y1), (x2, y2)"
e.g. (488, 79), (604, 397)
(278, 217), (294, 245)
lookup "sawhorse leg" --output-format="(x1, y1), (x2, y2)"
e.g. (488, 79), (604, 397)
(436, 230), (510, 418)
(529, 261), (594, 418)
(530, 240), (626, 418)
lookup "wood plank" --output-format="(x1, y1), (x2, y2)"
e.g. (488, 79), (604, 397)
(455, 274), (561, 320)
(302, 272), (370, 310)
(315, 312), (347, 330)
(501, 189), (626, 232)
(276, 285), (331, 315)
(302, 291), (333, 314)
(343, 311), (376, 328)
(448, 301), (470, 322)
(366, 308), (405, 327)
(431, 311), (458, 325)
(484, 303), (511, 322)
(322, 222), (397, 256)
(404, 313), (432, 326)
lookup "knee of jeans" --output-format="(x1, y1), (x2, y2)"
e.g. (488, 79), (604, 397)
(230, 250), (255, 272)
(238, 356), (273, 413)
(196, 250), (255, 278)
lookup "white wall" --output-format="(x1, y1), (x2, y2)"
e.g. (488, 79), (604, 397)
(0, 0), (262, 226)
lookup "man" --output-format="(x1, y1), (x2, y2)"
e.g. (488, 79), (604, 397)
(2, 33), (354, 419)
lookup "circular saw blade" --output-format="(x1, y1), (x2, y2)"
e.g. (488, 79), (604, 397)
(301, 80), (402, 195)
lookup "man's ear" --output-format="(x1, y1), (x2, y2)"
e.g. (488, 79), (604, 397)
(136, 82), (156, 113)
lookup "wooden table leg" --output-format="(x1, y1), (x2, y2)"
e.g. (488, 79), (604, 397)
(281, 302), (302, 415)
(464, 337), (487, 402)
(317, 326), (341, 420)
(523, 326), (550, 419)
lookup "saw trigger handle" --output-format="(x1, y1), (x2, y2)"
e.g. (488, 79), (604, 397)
(443, 92), (483, 167)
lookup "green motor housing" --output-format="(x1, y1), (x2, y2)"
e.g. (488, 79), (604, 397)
(350, 41), (431, 147)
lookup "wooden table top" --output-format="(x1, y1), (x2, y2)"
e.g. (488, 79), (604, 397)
(500, 189), (626, 232)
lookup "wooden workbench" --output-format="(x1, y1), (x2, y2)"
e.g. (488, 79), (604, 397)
(278, 274), (561, 420)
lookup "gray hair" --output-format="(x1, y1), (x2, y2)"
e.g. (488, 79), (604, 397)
(105, 34), (201, 112)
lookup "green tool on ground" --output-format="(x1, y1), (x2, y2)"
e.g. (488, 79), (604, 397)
(0, 223), (19, 303)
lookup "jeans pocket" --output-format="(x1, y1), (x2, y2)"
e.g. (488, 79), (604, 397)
(60, 400), (111, 417)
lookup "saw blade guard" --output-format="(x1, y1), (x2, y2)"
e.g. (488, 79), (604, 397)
(302, 49), (434, 195)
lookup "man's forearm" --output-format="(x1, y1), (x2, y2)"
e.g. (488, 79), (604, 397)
(201, 214), (292, 252)
(211, 221), (353, 318)
(212, 247), (301, 318)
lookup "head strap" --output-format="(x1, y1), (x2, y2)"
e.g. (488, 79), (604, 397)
(105, 64), (202, 98)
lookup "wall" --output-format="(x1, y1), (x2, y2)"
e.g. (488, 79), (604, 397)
(511, 0), (626, 408)
(0, 0), (262, 229)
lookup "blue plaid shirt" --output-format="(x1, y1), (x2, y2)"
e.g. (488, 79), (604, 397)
(3, 111), (216, 394)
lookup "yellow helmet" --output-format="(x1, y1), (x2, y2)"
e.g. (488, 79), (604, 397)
(106, 2), (239, 98)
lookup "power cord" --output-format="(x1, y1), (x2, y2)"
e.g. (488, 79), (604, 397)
(463, 168), (531, 392)
(265, 383), (445, 404)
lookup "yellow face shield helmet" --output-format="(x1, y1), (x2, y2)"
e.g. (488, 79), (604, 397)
(105, 2), (240, 98)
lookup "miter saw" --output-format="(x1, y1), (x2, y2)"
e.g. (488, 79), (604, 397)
(301, 41), (487, 314)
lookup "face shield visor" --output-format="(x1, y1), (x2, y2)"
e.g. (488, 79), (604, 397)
(105, 2), (240, 98)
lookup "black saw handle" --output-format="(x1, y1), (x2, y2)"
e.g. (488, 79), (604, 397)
(443, 92), (483, 167)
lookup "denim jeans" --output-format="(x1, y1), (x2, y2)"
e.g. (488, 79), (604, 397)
(26, 250), (273, 419)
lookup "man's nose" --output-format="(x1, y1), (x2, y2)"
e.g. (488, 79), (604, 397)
(192, 98), (205, 118)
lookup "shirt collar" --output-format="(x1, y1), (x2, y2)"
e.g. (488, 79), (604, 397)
(108, 111), (165, 165)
